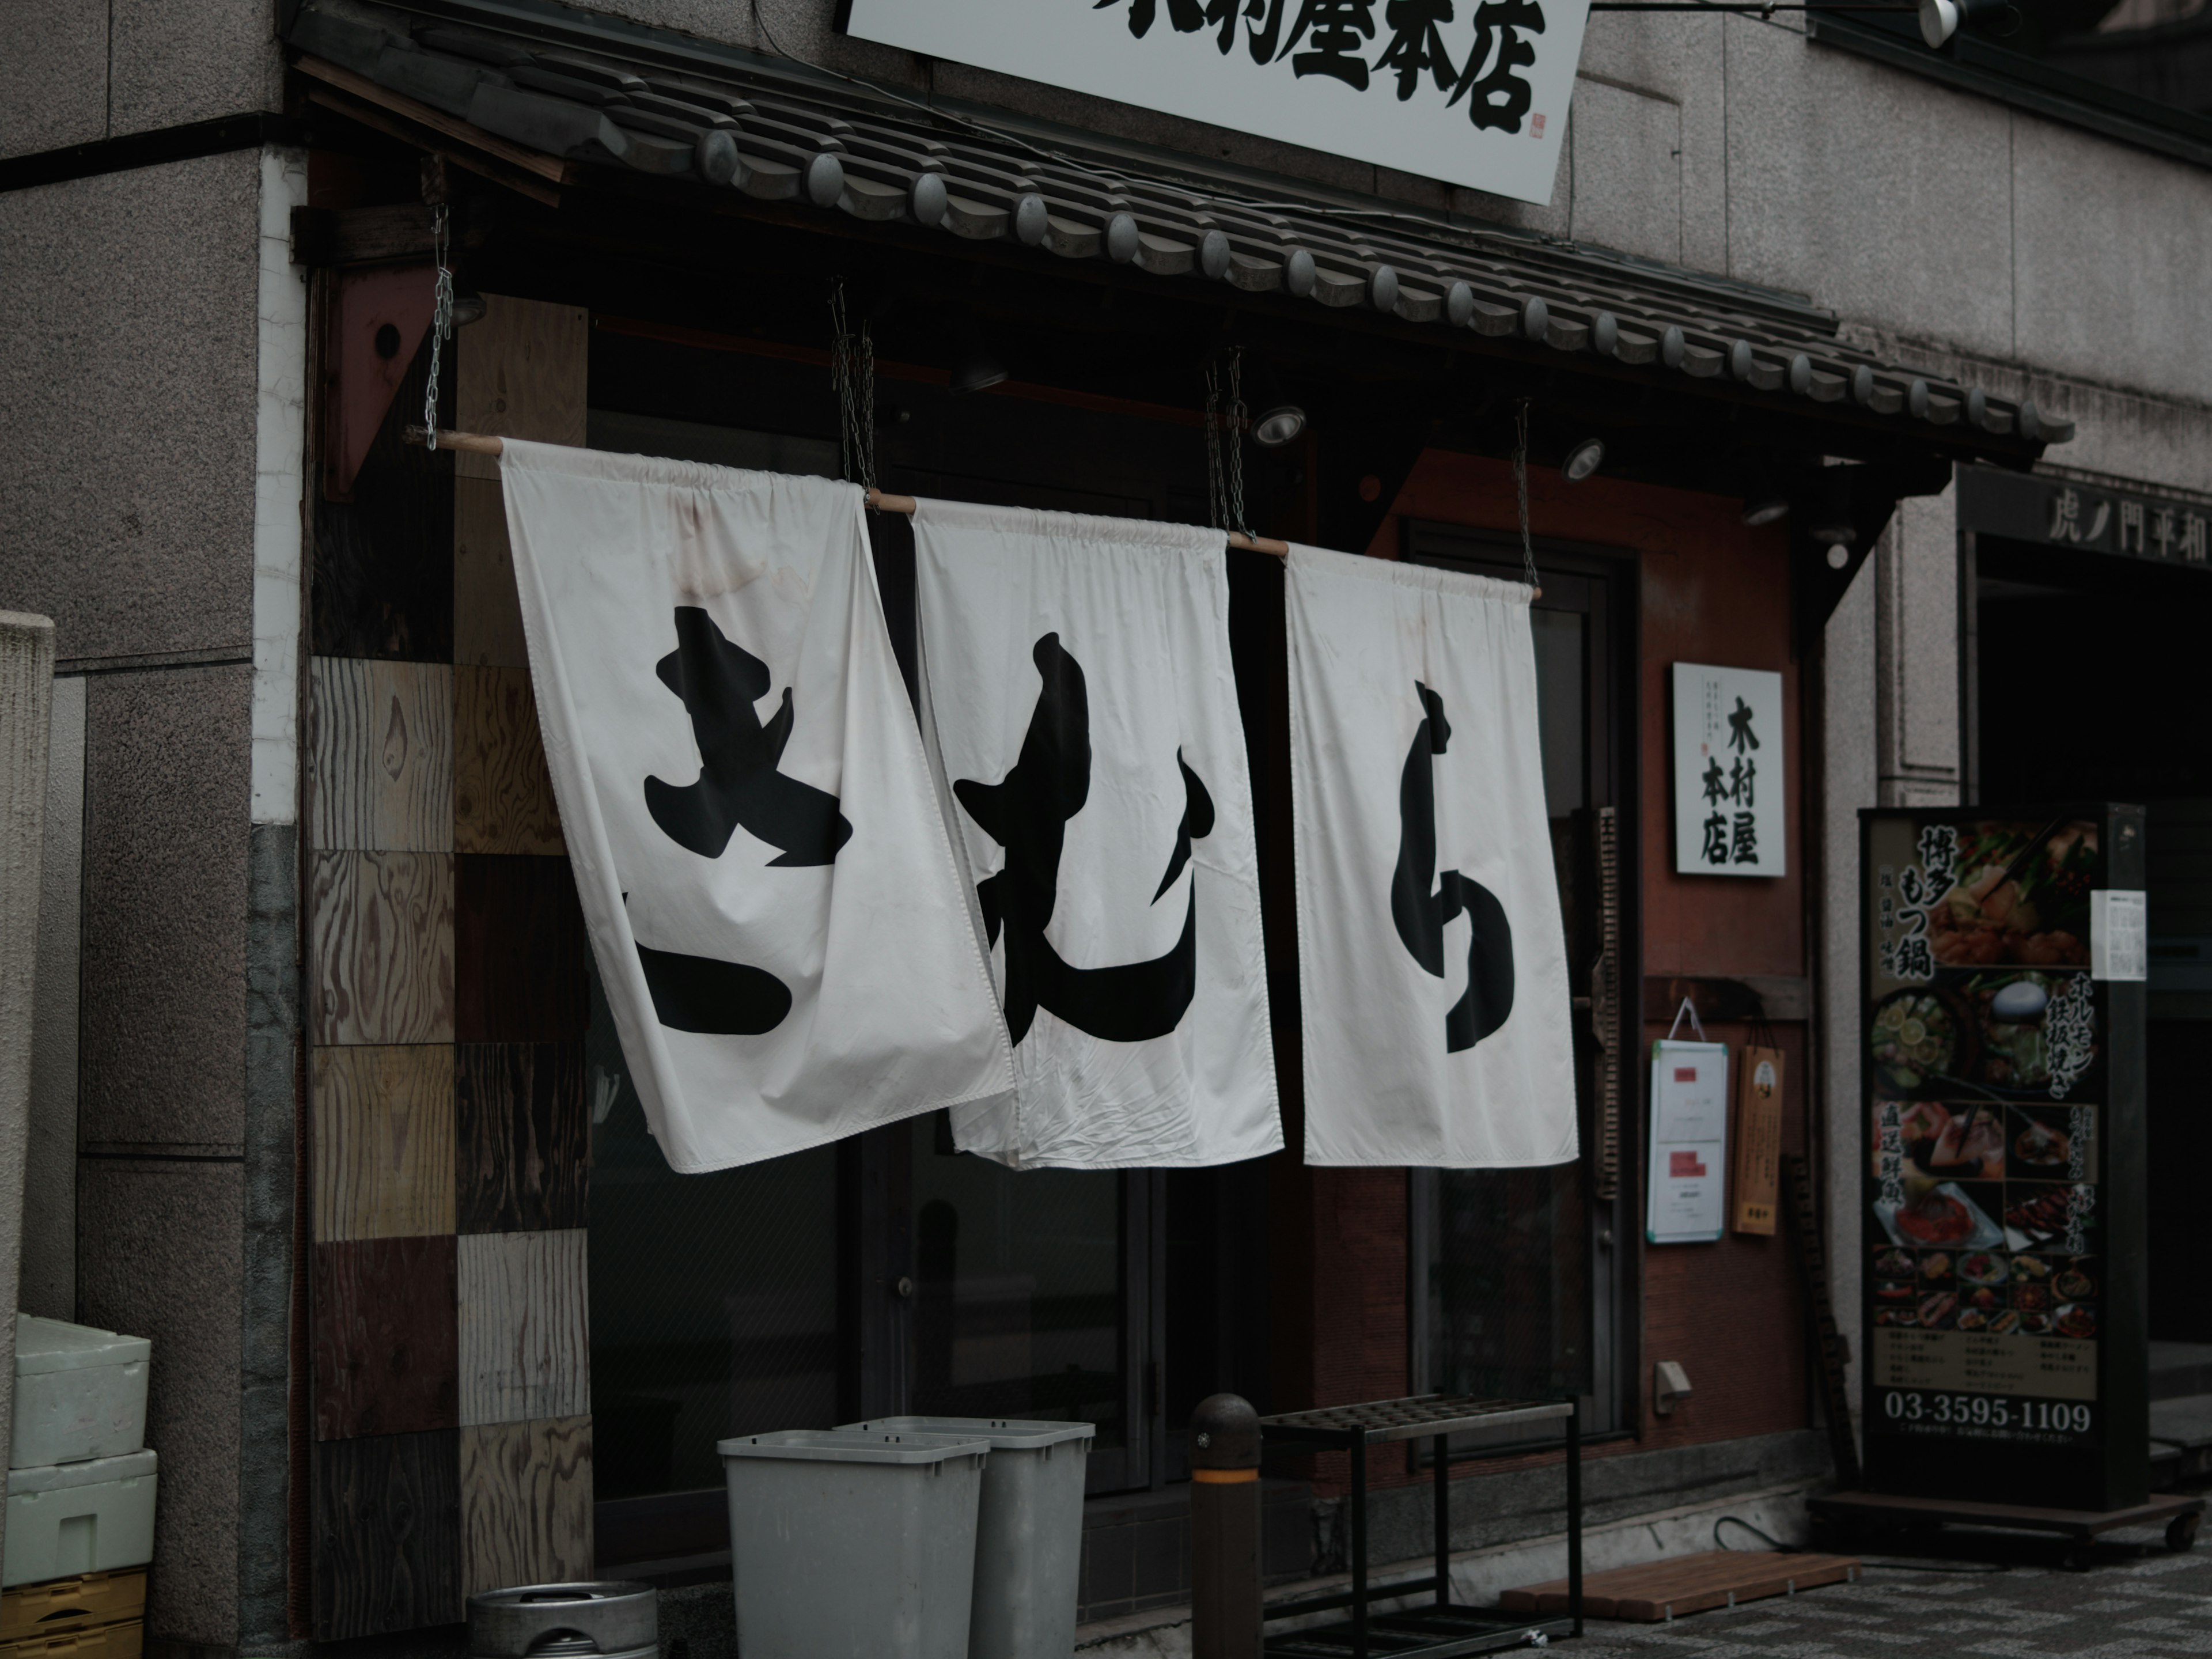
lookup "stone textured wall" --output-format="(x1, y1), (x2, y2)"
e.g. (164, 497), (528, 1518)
(1, 0), (281, 161)
(0, 146), (290, 1646)
(0, 612), (56, 1584)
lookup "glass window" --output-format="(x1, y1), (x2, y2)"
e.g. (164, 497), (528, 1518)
(1813, 5), (2212, 167)
(1407, 543), (1615, 1421)
(586, 967), (840, 1499)
(1425, 595), (1592, 1403)
(907, 1116), (1126, 1449)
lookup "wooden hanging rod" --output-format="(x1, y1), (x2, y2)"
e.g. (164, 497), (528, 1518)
(403, 427), (1294, 555)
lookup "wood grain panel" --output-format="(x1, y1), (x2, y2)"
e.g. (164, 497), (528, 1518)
(454, 854), (587, 1042)
(457, 1229), (589, 1427)
(313, 1429), (463, 1640)
(455, 665), (564, 856)
(454, 476), (528, 668)
(456, 1043), (588, 1234)
(460, 1415), (593, 1593)
(311, 851), (456, 1045)
(454, 294), (587, 481)
(313, 1236), (459, 1440)
(310, 657), (455, 853)
(313, 1045), (457, 1243)
(313, 332), (455, 661)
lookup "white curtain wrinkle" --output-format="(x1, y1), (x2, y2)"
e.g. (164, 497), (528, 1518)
(911, 498), (1282, 1171)
(1287, 544), (1579, 1169)
(498, 440), (1013, 1175)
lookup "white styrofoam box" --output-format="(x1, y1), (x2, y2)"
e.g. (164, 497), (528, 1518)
(4, 1450), (157, 1587)
(12, 1315), (150, 1468)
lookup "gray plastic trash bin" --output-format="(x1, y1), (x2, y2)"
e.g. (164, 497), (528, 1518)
(719, 1429), (991, 1659)
(838, 1416), (1096, 1659)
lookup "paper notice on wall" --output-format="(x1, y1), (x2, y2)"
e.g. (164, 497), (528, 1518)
(1731, 1045), (1784, 1236)
(1648, 1039), (1729, 1244)
(2092, 889), (2147, 982)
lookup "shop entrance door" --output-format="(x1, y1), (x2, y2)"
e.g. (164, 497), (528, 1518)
(847, 1118), (1158, 1494)
(1970, 536), (2212, 1346)
(586, 330), (1228, 1569)
(1402, 528), (1637, 1434)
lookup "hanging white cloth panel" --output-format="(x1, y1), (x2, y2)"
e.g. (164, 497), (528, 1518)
(498, 440), (1013, 1174)
(910, 499), (1281, 1169)
(1286, 545), (1578, 1168)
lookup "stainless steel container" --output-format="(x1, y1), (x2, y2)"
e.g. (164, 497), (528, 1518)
(467, 1582), (657, 1659)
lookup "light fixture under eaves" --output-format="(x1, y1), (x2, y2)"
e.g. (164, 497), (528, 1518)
(1252, 405), (1307, 447)
(1920, 0), (2016, 47)
(949, 348), (1008, 395)
(1742, 497), (1790, 527)
(1561, 438), (1605, 483)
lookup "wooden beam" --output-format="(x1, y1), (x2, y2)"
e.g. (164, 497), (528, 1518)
(401, 427), (1298, 554)
(292, 203), (437, 268)
(1642, 972), (1810, 1024)
(294, 54), (576, 185)
(304, 87), (564, 210)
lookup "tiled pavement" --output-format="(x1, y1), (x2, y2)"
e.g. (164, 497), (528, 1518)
(1567, 1531), (2212, 1658)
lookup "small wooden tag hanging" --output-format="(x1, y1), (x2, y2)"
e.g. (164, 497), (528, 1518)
(1731, 1046), (1785, 1235)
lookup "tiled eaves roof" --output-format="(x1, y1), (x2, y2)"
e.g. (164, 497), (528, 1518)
(287, 0), (2073, 455)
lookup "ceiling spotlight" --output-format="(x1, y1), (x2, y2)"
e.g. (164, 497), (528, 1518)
(1742, 497), (1790, 527)
(1920, 0), (2014, 46)
(949, 347), (1007, 396)
(1808, 520), (1857, 549)
(450, 292), (488, 329)
(1561, 438), (1605, 483)
(1825, 543), (1851, 570)
(1252, 405), (1307, 447)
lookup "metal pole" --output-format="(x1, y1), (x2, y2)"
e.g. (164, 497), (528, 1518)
(1433, 1433), (1450, 1607)
(1567, 1402), (1584, 1639)
(1351, 1434), (1369, 1659)
(1190, 1394), (1263, 1659)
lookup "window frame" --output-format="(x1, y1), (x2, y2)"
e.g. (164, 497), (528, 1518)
(1806, 12), (2212, 175)
(1399, 523), (1646, 1442)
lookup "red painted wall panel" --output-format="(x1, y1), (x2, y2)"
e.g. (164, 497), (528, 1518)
(1286, 450), (1812, 1491)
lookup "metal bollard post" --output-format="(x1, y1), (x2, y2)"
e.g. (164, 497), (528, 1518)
(1190, 1392), (1263, 1659)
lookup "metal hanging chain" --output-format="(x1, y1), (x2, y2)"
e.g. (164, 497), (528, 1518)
(1203, 350), (1252, 540)
(423, 204), (454, 451)
(1513, 397), (1541, 596)
(1226, 350), (1251, 540)
(1204, 358), (1226, 533)
(829, 282), (877, 492)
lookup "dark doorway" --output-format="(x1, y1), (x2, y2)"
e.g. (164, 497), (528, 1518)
(1973, 536), (2212, 1343)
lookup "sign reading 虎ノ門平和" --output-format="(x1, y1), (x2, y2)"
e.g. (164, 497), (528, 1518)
(1670, 662), (1785, 878)
(837, 0), (1593, 207)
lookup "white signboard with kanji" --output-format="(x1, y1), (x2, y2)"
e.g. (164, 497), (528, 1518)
(840, 0), (1593, 206)
(1671, 661), (1785, 878)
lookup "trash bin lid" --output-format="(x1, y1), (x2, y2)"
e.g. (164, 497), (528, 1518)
(719, 1429), (990, 1465)
(834, 1416), (1096, 1450)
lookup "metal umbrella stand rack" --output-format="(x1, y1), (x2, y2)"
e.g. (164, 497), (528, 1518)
(1256, 1396), (1584, 1658)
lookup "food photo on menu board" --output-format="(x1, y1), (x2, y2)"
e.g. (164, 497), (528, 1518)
(1862, 813), (2113, 1465)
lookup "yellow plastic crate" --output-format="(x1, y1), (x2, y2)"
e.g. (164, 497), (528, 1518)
(0, 1622), (141, 1659)
(0, 1571), (146, 1643)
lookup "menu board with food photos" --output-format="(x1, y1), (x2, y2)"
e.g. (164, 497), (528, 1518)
(1861, 806), (2148, 1513)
